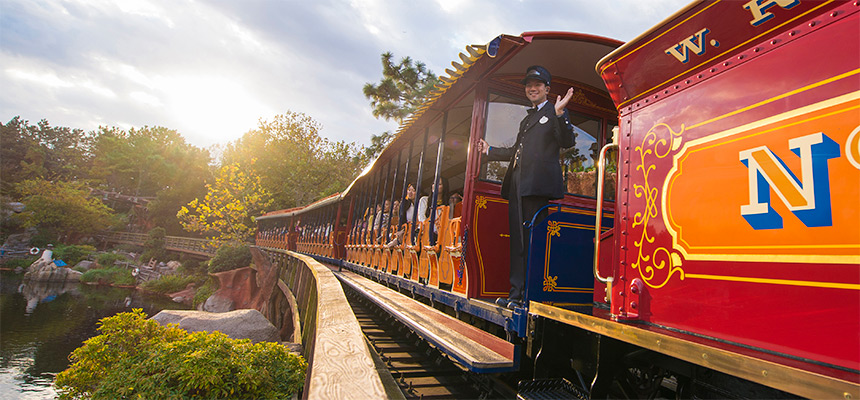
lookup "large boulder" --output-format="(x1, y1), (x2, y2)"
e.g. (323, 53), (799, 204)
(150, 309), (280, 343)
(202, 293), (235, 312)
(74, 260), (95, 272)
(23, 258), (82, 282)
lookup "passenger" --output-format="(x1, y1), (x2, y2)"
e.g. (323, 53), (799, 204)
(416, 178), (448, 223)
(478, 65), (576, 308)
(448, 192), (463, 218)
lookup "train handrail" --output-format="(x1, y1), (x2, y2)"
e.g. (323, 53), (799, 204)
(593, 141), (617, 302)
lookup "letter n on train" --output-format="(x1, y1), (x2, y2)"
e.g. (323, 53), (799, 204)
(738, 132), (839, 230)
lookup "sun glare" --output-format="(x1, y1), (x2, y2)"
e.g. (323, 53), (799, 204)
(162, 76), (274, 145)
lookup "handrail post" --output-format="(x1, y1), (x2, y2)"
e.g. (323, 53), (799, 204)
(593, 130), (618, 304)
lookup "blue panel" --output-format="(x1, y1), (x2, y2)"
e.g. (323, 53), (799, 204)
(525, 205), (614, 308)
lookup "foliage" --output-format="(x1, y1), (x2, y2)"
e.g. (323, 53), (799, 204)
(220, 111), (366, 210)
(0, 117), (93, 197)
(363, 52), (441, 125)
(1, 256), (38, 269)
(207, 243), (252, 273)
(177, 162), (271, 244)
(141, 274), (200, 294)
(141, 227), (167, 262)
(95, 252), (130, 268)
(80, 267), (135, 286)
(88, 126), (210, 199)
(54, 309), (306, 399)
(192, 278), (218, 308)
(14, 179), (114, 242)
(362, 130), (395, 161)
(53, 244), (96, 265)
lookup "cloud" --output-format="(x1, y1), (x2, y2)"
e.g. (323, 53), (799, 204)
(1, 0), (688, 149)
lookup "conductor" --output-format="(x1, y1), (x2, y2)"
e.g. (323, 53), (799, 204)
(478, 65), (575, 308)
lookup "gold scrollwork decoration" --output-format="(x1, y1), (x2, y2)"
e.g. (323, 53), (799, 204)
(475, 196), (488, 209)
(543, 275), (558, 292)
(631, 123), (686, 289)
(547, 221), (561, 237)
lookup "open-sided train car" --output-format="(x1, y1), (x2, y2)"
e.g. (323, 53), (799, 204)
(257, 30), (622, 334)
(257, 1), (859, 398)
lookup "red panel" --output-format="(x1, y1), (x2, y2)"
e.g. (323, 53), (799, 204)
(606, 4), (860, 375)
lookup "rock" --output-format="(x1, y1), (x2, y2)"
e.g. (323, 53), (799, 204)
(74, 260), (95, 271)
(166, 260), (181, 271)
(151, 309), (280, 343)
(23, 258), (83, 282)
(202, 293), (235, 313)
(167, 283), (197, 305)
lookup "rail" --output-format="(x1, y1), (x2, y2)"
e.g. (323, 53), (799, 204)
(100, 231), (215, 257)
(256, 247), (386, 400)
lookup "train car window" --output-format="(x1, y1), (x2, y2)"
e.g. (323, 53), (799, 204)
(562, 112), (602, 198)
(480, 92), (530, 182)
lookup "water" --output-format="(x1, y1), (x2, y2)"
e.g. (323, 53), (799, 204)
(0, 271), (190, 399)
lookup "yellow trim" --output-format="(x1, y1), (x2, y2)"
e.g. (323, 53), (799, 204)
(529, 302), (860, 400)
(686, 69), (860, 131)
(473, 195), (510, 296)
(661, 91), (860, 267)
(542, 221), (598, 293)
(617, 1), (836, 109)
(599, 0), (721, 74)
(685, 273), (860, 290)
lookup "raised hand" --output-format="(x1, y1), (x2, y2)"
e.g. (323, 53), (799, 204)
(555, 87), (574, 116)
(477, 138), (490, 154)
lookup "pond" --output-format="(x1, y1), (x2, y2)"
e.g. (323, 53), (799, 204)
(0, 271), (190, 399)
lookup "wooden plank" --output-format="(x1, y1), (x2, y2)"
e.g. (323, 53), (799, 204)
(335, 269), (515, 372)
(288, 252), (388, 400)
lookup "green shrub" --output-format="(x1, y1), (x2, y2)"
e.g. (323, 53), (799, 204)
(141, 275), (198, 294)
(208, 244), (252, 273)
(53, 244), (96, 265)
(80, 267), (135, 286)
(192, 278), (218, 308)
(55, 309), (306, 399)
(141, 227), (167, 262)
(30, 230), (57, 248)
(95, 252), (129, 268)
(1, 256), (38, 269)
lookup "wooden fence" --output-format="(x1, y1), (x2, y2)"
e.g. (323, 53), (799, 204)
(256, 247), (387, 400)
(100, 231), (214, 257)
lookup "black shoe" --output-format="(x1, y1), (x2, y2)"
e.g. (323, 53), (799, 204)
(507, 299), (523, 309)
(494, 297), (509, 307)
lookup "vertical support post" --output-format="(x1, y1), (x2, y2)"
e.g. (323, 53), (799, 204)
(429, 112), (448, 245)
(411, 128), (430, 243)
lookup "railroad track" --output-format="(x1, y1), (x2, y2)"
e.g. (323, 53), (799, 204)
(344, 285), (515, 400)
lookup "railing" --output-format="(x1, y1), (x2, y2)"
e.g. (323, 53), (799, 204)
(100, 231), (215, 257)
(256, 247), (387, 399)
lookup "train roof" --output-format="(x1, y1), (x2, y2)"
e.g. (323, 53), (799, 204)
(596, 0), (842, 112)
(257, 191), (341, 221)
(259, 31), (622, 218)
(343, 31), (622, 197)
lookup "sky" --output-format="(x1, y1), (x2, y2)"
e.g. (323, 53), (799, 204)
(0, 0), (689, 149)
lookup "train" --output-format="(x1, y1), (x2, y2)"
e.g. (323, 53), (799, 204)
(256, 1), (860, 398)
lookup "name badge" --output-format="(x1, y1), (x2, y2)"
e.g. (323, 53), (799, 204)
(539, 116), (548, 124)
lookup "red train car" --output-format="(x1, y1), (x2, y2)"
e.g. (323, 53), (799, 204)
(528, 1), (859, 398)
(257, 1), (859, 397)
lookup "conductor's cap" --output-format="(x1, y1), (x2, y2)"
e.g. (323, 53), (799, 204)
(521, 65), (551, 86)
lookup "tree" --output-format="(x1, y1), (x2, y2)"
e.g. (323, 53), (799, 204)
(221, 111), (366, 210)
(363, 52), (441, 124)
(14, 178), (114, 242)
(88, 126), (211, 233)
(177, 162), (272, 245)
(1, 117), (93, 196)
(362, 52), (441, 159)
